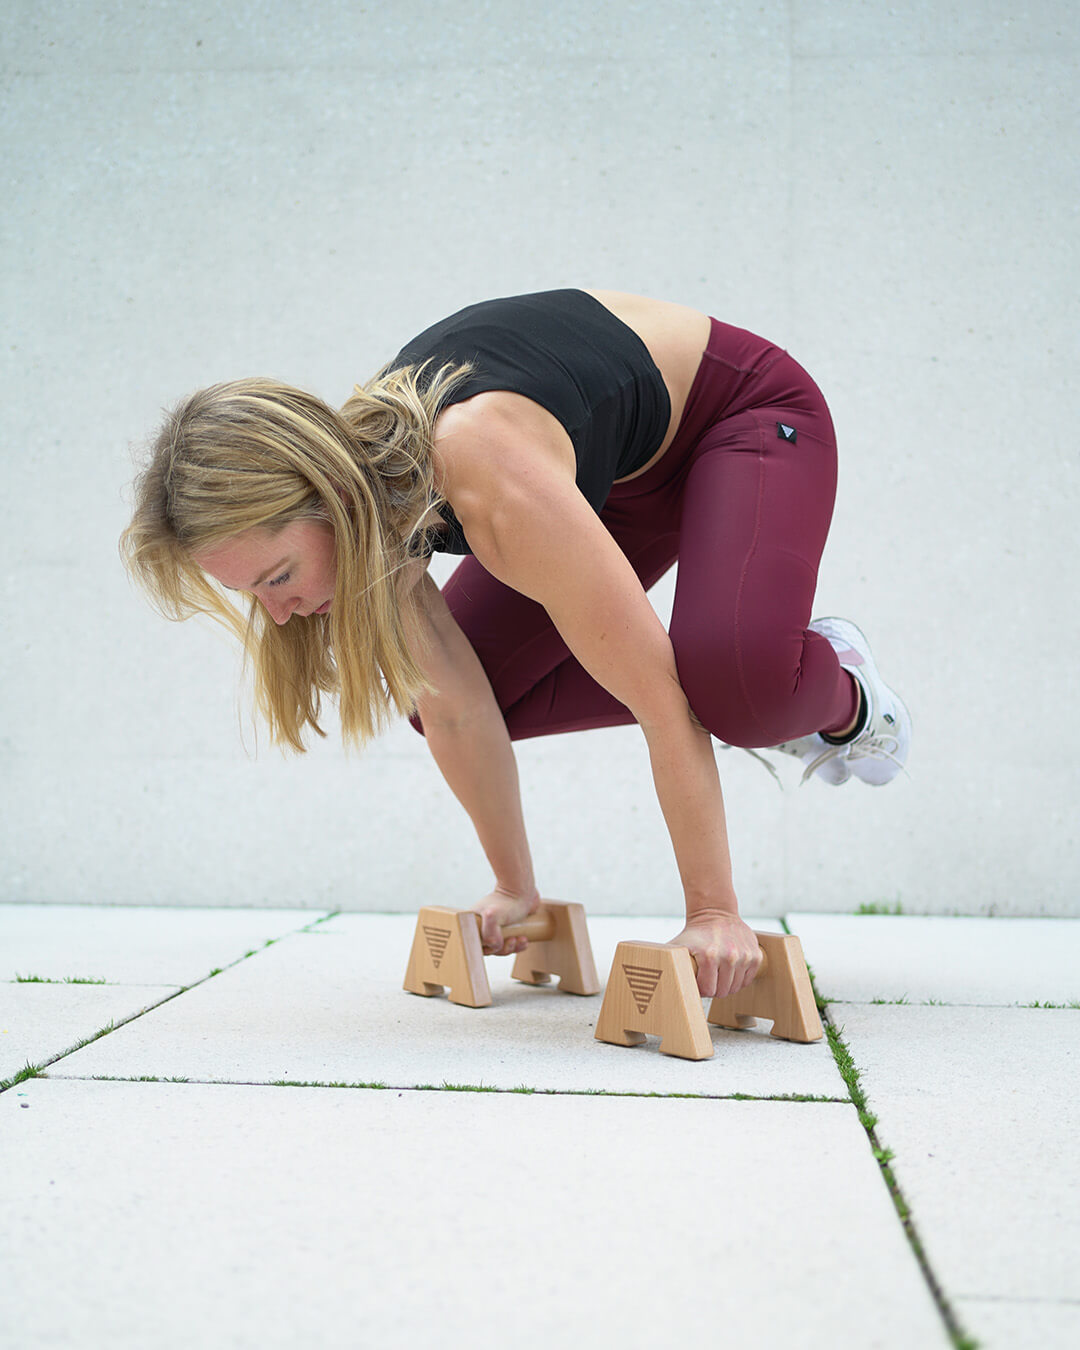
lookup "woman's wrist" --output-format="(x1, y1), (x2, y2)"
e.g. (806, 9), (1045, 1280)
(492, 878), (541, 907)
(684, 888), (740, 922)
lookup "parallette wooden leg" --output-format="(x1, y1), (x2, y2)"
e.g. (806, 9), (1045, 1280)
(510, 901), (600, 996)
(593, 942), (714, 1060)
(403, 901), (600, 1007)
(707, 931), (823, 1043)
(403, 906), (491, 1008)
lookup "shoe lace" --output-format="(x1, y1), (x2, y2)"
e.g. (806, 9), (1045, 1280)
(799, 732), (908, 786)
(718, 743), (784, 789)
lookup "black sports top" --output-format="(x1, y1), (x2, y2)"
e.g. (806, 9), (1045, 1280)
(388, 289), (671, 554)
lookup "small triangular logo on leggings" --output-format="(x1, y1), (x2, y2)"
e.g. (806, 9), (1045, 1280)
(777, 423), (797, 443)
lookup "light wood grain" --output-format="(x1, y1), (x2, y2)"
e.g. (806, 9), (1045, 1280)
(593, 941), (715, 1060)
(403, 901), (599, 1007)
(706, 932), (822, 1042)
(403, 905), (491, 1007)
(509, 902), (600, 996)
(595, 930), (823, 1059)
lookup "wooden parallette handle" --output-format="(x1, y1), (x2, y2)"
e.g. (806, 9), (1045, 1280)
(472, 908), (557, 945)
(405, 900), (600, 1006)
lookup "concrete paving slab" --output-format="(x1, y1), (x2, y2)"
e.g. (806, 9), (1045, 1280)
(51, 916), (845, 1097)
(832, 1004), (1080, 1305)
(0, 982), (178, 1084)
(790, 914), (1080, 1006)
(0, 1079), (950, 1350)
(0, 903), (329, 986)
(953, 1298), (1080, 1350)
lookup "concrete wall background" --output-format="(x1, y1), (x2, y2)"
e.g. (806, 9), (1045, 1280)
(2, 1), (1076, 916)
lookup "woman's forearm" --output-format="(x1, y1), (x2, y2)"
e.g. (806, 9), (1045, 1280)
(420, 695), (538, 901)
(410, 571), (538, 901)
(639, 706), (740, 919)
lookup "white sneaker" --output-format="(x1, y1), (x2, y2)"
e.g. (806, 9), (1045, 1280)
(770, 618), (911, 786)
(805, 617), (911, 786)
(772, 727), (852, 785)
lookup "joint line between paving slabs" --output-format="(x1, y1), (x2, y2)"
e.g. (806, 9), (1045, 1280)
(20, 1075), (852, 1104)
(267, 1083), (852, 1102)
(0, 919), (340, 1095)
(0, 986), (188, 1093)
(780, 918), (981, 1350)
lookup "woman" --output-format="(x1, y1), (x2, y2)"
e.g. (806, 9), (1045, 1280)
(122, 288), (910, 999)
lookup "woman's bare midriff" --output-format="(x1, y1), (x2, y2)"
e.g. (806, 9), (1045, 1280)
(583, 289), (712, 482)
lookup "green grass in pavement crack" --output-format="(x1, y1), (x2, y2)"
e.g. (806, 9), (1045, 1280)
(781, 917), (979, 1349)
(0, 1063), (48, 1092)
(854, 902), (904, 915)
(6, 1071), (839, 1104)
(824, 1011), (979, 1349)
(271, 1079), (391, 1090)
(267, 1080), (842, 1102)
(202, 917), (339, 982)
(86, 1075), (190, 1083)
(14, 974), (108, 984)
(302, 911), (340, 930)
(0, 985), (190, 1093)
(1024, 999), (1080, 1010)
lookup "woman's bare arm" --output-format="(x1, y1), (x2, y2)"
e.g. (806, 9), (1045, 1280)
(438, 400), (764, 998)
(403, 564), (541, 953)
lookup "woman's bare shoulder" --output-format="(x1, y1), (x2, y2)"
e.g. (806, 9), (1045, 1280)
(433, 390), (577, 493)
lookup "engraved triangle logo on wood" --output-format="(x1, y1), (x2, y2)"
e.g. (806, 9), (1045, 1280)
(423, 925), (452, 969)
(622, 963), (663, 1013)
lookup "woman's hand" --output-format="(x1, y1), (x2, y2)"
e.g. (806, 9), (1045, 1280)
(471, 886), (542, 955)
(669, 909), (763, 999)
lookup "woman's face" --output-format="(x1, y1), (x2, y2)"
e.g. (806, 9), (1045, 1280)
(194, 519), (338, 626)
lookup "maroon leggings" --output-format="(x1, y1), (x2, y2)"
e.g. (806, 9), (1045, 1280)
(428, 318), (857, 749)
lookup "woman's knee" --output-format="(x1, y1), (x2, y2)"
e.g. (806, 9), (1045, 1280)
(675, 627), (804, 748)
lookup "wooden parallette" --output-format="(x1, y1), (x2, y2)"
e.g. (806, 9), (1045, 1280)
(593, 930), (823, 1060)
(403, 901), (600, 1008)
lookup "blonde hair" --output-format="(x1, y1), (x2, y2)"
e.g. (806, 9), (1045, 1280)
(120, 364), (470, 750)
